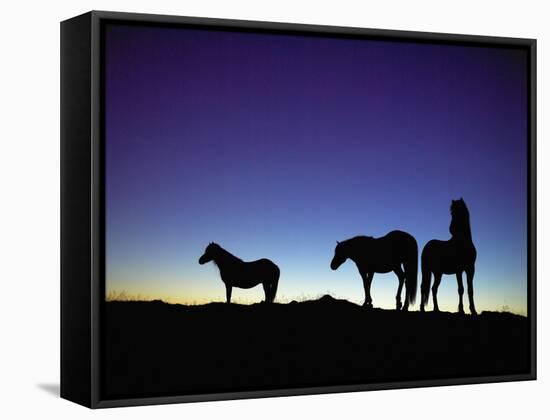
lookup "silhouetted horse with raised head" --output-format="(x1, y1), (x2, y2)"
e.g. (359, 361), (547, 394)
(199, 243), (280, 304)
(420, 198), (477, 314)
(330, 231), (418, 310)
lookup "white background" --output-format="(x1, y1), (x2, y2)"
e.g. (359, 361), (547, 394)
(0, 0), (547, 418)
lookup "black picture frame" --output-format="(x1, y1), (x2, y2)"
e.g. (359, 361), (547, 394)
(60, 10), (537, 409)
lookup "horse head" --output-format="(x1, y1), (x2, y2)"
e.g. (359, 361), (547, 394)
(199, 242), (220, 265)
(451, 197), (467, 215)
(330, 240), (348, 270)
(450, 198), (470, 222)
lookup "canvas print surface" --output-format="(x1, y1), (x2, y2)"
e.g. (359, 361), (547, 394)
(102, 22), (530, 399)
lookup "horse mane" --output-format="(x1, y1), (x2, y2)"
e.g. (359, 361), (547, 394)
(338, 236), (374, 254)
(207, 242), (243, 266)
(343, 235), (373, 243)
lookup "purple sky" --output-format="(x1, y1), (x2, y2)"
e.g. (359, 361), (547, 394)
(105, 23), (528, 313)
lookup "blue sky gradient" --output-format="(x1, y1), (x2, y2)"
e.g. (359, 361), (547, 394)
(105, 24), (528, 313)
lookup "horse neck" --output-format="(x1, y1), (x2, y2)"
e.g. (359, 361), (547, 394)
(213, 247), (242, 268)
(346, 237), (373, 260)
(450, 215), (473, 242)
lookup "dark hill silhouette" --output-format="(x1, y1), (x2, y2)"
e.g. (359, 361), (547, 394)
(102, 295), (529, 399)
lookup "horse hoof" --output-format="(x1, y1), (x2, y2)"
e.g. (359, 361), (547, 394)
(363, 302), (373, 309)
(470, 308), (478, 316)
(401, 306), (409, 312)
(396, 303), (402, 311)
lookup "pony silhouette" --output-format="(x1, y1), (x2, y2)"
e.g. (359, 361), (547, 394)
(420, 198), (477, 314)
(330, 230), (418, 310)
(199, 243), (280, 304)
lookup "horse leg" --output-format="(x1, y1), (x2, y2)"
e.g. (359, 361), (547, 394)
(361, 271), (374, 309)
(432, 273), (442, 312)
(466, 266), (477, 315)
(394, 267), (405, 311)
(225, 284), (232, 304)
(420, 270), (432, 312)
(269, 276), (279, 303)
(456, 271), (465, 314)
(262, 282), (270, 303)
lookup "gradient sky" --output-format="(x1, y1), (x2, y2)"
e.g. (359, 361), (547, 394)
(104, 23), (528, 314)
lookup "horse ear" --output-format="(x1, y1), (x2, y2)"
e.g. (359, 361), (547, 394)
(336, 240), (340, 245)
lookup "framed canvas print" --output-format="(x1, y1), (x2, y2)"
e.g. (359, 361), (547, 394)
(60, 11), (536, 408)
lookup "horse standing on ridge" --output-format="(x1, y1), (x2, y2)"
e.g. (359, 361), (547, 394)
(420, 198), (477, 315)
(198, 242), (280, 304)
(330, 230), (418, 310)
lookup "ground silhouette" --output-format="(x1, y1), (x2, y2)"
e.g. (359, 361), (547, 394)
(102, 295), (529, 399)
(331, 231), (418, 310)
(199, 242), (280, 303)
(421, 198), (477, 314)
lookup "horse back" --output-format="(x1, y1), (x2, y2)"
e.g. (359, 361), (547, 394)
(379, 230), (418, 256)
(383, 229), (415, 242)
(249, 258), (279, 272)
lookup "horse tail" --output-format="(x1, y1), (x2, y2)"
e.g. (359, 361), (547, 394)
(405, 236), (418, 306)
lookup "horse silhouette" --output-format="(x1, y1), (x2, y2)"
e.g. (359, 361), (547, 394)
(420, 198), (477, 315)
(199, 242), (280, 304)
(330, 231), (418, 310)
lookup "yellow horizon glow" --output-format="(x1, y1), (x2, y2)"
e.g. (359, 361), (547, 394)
(105, 279), (527, 316)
